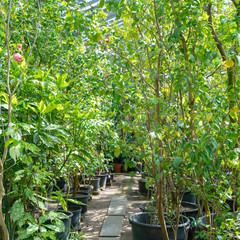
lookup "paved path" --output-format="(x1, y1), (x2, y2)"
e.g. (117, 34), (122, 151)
(80, 174), (144, 240)
(98, 178), (135, 239)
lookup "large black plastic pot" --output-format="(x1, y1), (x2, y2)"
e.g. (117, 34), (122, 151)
(67, 206), (82, 231)
(91, 177), (100, 192)
(182, 191), (196, 204)
(67, 192), (89, 215)
(138, 179), (153, 198)
(45, 210), (73, 240)
(129, 212), (190, 240)
(198, 213), (240, 240)
(140, 201), (198, 239)
(95, 174), (108, 190)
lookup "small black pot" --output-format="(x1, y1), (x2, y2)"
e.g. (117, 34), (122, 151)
(138, 179), (153, 198)
(129, 212), (190, 240)
(67, 192), (89, 215)
(91, 178), (100, 192)
(95, 174), (108, 190)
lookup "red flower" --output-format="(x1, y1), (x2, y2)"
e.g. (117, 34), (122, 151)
(13, 53), (23, 62)
(18, 44), (22, 50)
(106, 39), (110, 43)
(105, 74), (109, 78)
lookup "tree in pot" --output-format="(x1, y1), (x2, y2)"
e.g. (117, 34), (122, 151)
(103, 1), (199, 238)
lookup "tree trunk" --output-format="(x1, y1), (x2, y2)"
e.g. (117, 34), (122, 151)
(0, 167), (9, 240)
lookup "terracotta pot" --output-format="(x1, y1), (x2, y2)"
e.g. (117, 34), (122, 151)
(114, 163), (122, 173)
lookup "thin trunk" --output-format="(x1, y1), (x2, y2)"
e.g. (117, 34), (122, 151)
(157, 180), (169, 240)
(0, 168), (9, 240)
(155, 75), (169, 240)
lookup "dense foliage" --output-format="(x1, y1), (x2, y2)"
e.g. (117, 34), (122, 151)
(0, 0), (239, 239)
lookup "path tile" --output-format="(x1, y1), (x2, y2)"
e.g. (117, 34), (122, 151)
(99, 216), (124, 237)
(108, 200), (126, 216)
(111, 194), (127, 203)
(98, 238), (120, 240)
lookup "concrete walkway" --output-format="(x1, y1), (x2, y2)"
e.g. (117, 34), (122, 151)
(80, 174), (145, 240)
(98, 177), (135, 240)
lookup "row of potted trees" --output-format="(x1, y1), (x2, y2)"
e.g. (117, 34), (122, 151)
(133, 172), (239, 239)
(101, 0), (240, 239)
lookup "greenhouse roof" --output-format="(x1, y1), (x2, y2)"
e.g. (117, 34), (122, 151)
(84, 0), (124, 26)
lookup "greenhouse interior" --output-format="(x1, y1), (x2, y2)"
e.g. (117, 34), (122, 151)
(0, 0), (239, 239)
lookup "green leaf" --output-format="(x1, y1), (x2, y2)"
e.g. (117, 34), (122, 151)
(38, 100), (46, 113)
(173, 157), (182, 168)
(5, 138), (15, 147)
(27, 143), (40, 152)
(42, 103), (57, 115)
(55, 218), (65, 232)
(9, 146), (20, 161)
(129, 171), (135, 177)
(4, 125), (16, 136)
(24, 188), (32, 198)
(236, 56), (240, 66)
(66, 198), (86, 206)
(10, 200), (24, 222)
(201, 151), (210, 164)
(29, 196), (47, 210)
(34, 236), (42, 240)
(156, 172), (164, 180)
(114, 147), (121, 157)
(27, 224), (39, 234)
(211, 137), (218, 149)
(99, 0), (105, 8)
(44, 224), (62, 232)
(60, 198), (67, 211)
(45, 124), (61, 131)
(33, 133), (40, 144)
